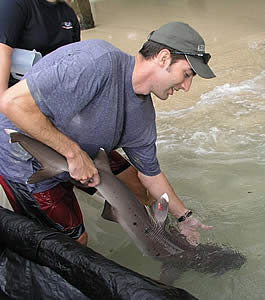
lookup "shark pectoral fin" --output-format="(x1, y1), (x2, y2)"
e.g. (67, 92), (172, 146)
(147, 193), (169, 226)
(101, 201), (119, 223)
(27, 168), (60, 184)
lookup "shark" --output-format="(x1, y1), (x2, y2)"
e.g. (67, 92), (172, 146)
(6, 130), (246, 282)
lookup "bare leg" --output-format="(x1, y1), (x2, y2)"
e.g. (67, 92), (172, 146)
(76, 231), (88, 246)
(116, 165), (155, 206)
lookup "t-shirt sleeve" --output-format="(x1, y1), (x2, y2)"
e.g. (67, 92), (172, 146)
(0, 0), (27, 47)
(120, 93), (161, 176)
(123, 143), (161, 176)
(25, 52), (107, 127)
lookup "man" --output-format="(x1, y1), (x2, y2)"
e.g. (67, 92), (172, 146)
(0, 22), (215, 246)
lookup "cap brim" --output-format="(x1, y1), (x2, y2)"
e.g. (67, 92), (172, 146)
(185, 55), (216, 79)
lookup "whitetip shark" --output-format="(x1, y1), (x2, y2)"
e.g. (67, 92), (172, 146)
(6, 129), (246, 283)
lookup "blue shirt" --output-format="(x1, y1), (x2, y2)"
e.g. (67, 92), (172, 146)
(0, 40), (160, 193)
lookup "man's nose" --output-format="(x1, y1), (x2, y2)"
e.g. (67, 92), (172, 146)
(180, 77), (193, 92)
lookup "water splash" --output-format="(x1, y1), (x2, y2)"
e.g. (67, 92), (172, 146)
(157, 71), (265, 163)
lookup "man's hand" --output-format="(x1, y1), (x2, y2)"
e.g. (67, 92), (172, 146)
(67, 149), (100, 187)
(178, 216), (213, 246)
(137, 171), (213, 246)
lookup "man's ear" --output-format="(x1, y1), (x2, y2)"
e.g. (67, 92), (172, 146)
(157, 49), (171, 68)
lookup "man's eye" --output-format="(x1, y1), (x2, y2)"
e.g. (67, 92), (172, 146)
(185, 72), (194, 78)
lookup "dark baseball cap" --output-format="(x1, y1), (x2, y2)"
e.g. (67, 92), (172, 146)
(148, 22), (216, 79)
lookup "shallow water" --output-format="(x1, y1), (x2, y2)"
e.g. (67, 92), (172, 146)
(77, 71), (265, 299)
(155, 71), (265, 299)
(77, 0), (265, 299)
(1, 0), (265, 299)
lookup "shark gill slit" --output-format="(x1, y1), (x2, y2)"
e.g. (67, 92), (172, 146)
(145, 224), (181, 256)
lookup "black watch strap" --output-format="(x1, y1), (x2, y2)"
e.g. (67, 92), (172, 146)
(178, 210), (193, 222)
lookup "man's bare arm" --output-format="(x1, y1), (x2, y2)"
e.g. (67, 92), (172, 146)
(0, 79), (99, 186)
(0, 43), (13, 98)
(137, 171), (187, 217)
(138, 170), (212, 245)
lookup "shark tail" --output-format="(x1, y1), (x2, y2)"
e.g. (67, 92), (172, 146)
(6, 129), (69, 184)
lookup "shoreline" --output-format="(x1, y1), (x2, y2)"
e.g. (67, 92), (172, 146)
(80, 0), (265, 111)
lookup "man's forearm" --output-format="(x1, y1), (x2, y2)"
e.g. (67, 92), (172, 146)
(137, 171), (188, 218)
(0, 43), (13, 97)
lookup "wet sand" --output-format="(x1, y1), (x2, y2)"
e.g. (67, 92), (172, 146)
(81, 0), (265, 111)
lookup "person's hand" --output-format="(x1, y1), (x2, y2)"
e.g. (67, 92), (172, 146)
(67, 149), (100, 187)
(178, 216), (213, 246)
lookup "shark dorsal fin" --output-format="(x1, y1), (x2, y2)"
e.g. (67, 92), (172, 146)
(147, 193), (169, 226)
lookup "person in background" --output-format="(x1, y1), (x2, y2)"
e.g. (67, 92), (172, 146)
(0, 21), (214, 247)
(0, 0), (80, 94)
(0, 0), (84, 242)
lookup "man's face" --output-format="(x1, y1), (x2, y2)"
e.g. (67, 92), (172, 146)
(152, 57), (195, 100)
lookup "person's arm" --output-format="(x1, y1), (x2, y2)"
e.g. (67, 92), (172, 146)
(0, 0), (27, 97)
(0, 79), (100, 187)
(137, 171), (186, 216)
(138, 170), (212, 245)
(0, 43), (13, 97)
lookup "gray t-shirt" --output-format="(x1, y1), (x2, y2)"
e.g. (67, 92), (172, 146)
(0, 40), (160, 193)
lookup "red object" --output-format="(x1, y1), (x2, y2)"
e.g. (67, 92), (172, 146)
(33, 182), (83, 231)
(0, 151), (129, 233)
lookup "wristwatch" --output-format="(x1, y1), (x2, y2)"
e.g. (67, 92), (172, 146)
(178, 210), (193, 222)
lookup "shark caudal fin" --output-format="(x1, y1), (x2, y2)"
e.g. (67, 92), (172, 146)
(6, 129), (69, 184)
(147, 193), (169, 226)
(5, 129), (110, 185)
